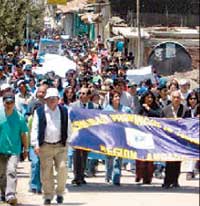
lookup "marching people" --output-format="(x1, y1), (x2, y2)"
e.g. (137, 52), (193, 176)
(104, 89), (132, 185)
(167, 78), (179, 95)
(162, 90), (189, 188)
(31, 88), (68, 205)
(184, 90), (199, 180)
(0, 92), (28, 205)
(127, 81), (140, 113)
(60, 85), (76, 107)
(0, 83), (13, 108)
(103, 78), (132, 109)
(28, 85), (47, 194)
(69, 87), (98, 185)
(59, 84), (77, 171)
(136, 90), (162, 184)
(157, 84), (171, 108)
(11, 63), (24, 82)
(15, 79), (34, 118)
(179, 79), (191, 104)
(0, 31), (198, 204)
(0, 66), (8, 87)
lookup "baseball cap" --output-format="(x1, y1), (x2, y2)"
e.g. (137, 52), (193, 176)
(137, 86), (148, 95)
(158, 77), (168, 87)
(23, 64), (32, 71)
(44, 88), (59, 99)
(128, 81), (137, 88)
(17, 79), (26, 87)
(3, 92), (15, 103)
(179, 79), (188, 86)
(7, 52), (14, 56)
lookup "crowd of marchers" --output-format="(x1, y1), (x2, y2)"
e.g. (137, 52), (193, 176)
(0, 33), (199, 205)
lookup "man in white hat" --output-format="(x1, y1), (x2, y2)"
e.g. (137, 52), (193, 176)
(31, 88), (68, 205)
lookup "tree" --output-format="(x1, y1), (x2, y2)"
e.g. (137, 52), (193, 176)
(0, 0), (45, 50)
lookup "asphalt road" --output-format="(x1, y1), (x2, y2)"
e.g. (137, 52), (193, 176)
(1, 160), (199, 206)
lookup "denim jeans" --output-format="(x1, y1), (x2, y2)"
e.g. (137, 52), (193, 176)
(29, 147), (42, 192)
(67, 147), (74, 170)
(105, 156), (122, 184)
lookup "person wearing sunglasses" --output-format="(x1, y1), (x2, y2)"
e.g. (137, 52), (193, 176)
(185, 91), (199, 180)
(69, 87), (96, 186)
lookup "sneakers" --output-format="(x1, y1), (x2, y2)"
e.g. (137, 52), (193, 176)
(44, 196), (63, 205)
(7, 197), (18, 205)
(56, 195), (64, 204)
(44, 199), (51, 205)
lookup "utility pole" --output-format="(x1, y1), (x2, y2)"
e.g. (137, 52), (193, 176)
(26, 13), (30, 52)
(96, 0), (101, 36)
(136, 0), (141, 68)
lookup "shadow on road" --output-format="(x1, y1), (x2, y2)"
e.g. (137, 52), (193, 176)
(66, 183), (199, 194)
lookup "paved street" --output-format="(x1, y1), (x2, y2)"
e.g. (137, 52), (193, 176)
(1, 160), (199, 206)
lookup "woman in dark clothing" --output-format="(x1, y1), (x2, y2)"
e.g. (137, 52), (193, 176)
(136, 91), (162, 184)
(157, 85), (171, 108)
(63, 87), (76, 105)
(185, 90), (199, 118)
(185, 91), (199, 180)
(61, 86), (76, 106)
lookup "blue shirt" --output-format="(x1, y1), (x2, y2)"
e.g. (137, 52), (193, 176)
(104, 104), (132, 113)
(116, 41), (124, 52)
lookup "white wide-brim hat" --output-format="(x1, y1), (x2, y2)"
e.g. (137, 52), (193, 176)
(45, 88), (59, 99)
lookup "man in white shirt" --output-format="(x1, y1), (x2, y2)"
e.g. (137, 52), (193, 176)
(127, 81), (140, 113)
(31, 88), (68, 205)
